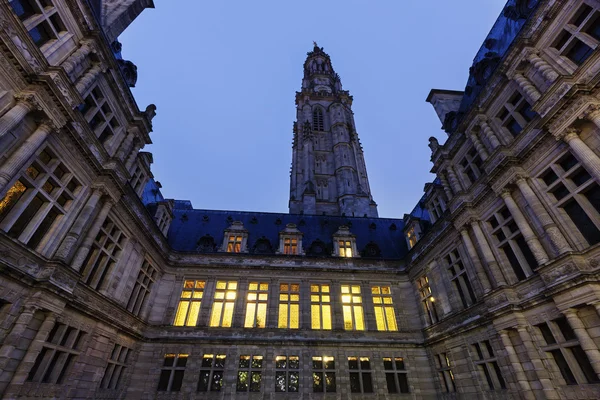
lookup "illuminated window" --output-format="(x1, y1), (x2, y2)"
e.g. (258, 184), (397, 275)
(417, 276), (438, 325)
(313, 108), (324, 131)
(227, 235), (243, 252)
(348, 356), (373, 393)
(275, 355), (299, 392)
(100, 344), (130, 389)
(436, 353), (456, 393)
(445, 250), (476, 308)
(338, 240), (353, 257)
(495, 91), (536, 137)
(81, 217), (126, 290)
(384, 357), (409, 393)
(310, 284), (332, 330)
(173, 280), (205, 327)
(312, 356), (336, 392)
(278, 283), (300, 329)
(80, 87), (122, 147)
(0, 148), (81, 251)
(244, 282), (268, 328)
(341, 284), (365, 331)
(126, 260), (157, 317)
(9, 0), (68, 48)
(236, 355), (263, 392)
(372, 286), (398, 331)
(209, 281), (237, 327)
(471, 341), (506, 390)
(157, 353), (188, 391)
(198, 354), (226, 392)
(552, 4), (600, 66)
(27, 322), (85, 384)
(406, 227), (418, 248)
(283, 238), (298, 254)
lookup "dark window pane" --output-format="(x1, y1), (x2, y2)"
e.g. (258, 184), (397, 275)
(569, 168), (591, 187)
(211, 370), (223, 391)
(383, 357), (393, 370)
(570, 345), (600, 383)
(324, 358), (334, 369)
(542, 169), (558, 186)
(360, 358), (371, 370)
(201, 357), (212, 368)
(386, 373), (398, 393)
(313, 371), (323, 392)
(312, 358), (322, 369)
(553, 31), (570, 50)
(454, 280), (468, 308)
(289, 356), (299, 369)
(275, 357), (286, 369)
(517, 101), (536, 122)
(555, 317), (577, 341)
(171, 370), (184, 391)
(481, 364), (495, 389)
(574, 4), (593, 26)
(395, 357), (406, 370)
(236, 371), (248, 392)
(288, 371), (299, 392)
(551, 183), (570, 201)
(214, 355), (226, 368)
(29, 22), (53, 47)
(516, 235), (538, 269)
(474, 343), (484, 360)
(10, 0), (38, 20)
(464, 277), (477, 304)
(585, 16), (600, 41)
(506, 117), (523, 136)
(28, 208), (60, 249)
(197, 371), (210, 391)
(27, 347), (48, 381)
(275, 371), (286, 392)
(399, 373), (410, 393)
(492, 362), (506, 389)
(157, 370), (171, 391)
(502, 244), (527, 280)
(348, 357), (358, 370)
(584, 183), (600, 215)
(250, 371), (261, 392)
(566, 39), (594, 65)
(251, 357), (262, 369)
(550, 350), (577, 385)
(538, 322), (557, 345)
(349, 372), (361, 393)
(325, 372), (336, 392)
(362, 372), (373, 393)
(559, 153), (578, 172)
(562, 199), (600, 245)
(8, 195), (44, 238)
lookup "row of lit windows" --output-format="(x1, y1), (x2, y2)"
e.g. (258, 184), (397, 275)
(158, 353), (409, 394)
(173, 280), (398, 331)
(226, 234), (354, 257)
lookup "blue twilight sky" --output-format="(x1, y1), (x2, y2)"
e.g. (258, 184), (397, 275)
(119, 0), (507, 218)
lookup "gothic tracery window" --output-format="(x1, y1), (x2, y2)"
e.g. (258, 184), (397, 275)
(313, 108), (324, 131)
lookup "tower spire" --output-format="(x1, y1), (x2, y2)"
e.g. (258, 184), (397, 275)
(288, 45), (378, 217)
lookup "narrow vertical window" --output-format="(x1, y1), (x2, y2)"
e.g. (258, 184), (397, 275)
(81, 217), (126, 290)
(101, 344), (130, 389)
(275, 355), (300, 392)
(372, 285), (398, 331)
(341, 284), (365, 330)
(436, 353), (456, 392)
(198, 354), (226, 392)
(471, 341), (506, 390)
(310, 284), (332, 330)
(278, 283), (300, 329)
(445, 250), (477, 308)
(157, 353), (188, 392)
(173, 280), (205, 326)
(348, 356), (373, 393)
(383, 357), (409, 393)
(127, 260), (158, 316)
(313, 108), (324, 131)
(417, 276), (438, 324)
(244, 282), (268, 328)
(236, 355), (263, 392)
(209, 281), (237, 327)
(312, 356), (336, 392)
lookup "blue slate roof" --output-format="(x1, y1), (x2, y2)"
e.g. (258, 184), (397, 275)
(167, 203), (408, 259)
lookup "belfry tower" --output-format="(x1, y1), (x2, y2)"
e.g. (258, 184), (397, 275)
(289, 44), (378, 217)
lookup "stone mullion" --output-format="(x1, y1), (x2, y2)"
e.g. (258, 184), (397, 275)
(469, 220), (507, 286)
(515, 326), (558, 399)
(54, 189), (103, 262)
(0, 99), (34, 139)
(500, 189), (549, 265)
(267, 279), (279, 329)
(514, 177), (572, 255)
(459, 228), (492, 293)
(526, 51), (559, 82)
(360, 281), (376, 332)
(498, 329), (535, 398)
(232, 278), (248, 328)
(330, 281), (344, 331)
(70, 198), (114, 272)
(300, 280), (311, 330)
(0, 121), (54, 193)
(197, 279), (214, 328)
(8, 312), (57, 388)
(561, 128), (600, 183)
(511, 72), (541, 104)
(563, 309), (600, 379)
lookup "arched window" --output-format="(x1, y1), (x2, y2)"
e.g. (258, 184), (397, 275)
(313, 108), (324, 131)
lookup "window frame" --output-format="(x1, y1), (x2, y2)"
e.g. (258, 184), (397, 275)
(341, 284), (365, 331)
(383, 356), (410, 394)
(244, 282), (268, 328)
(173, 279), (205, 327)
(198, 353), (226, 392)
(348, 356), (373, 393)
(275, 355), (300, 392)
(310, 283), (332, 330)
(209, 280), (237, 327)
(278, 282), (300, 329)
(372, 285), (398, 331)
(100, 343), (131, 390)
(444, 249), (477, 309)
(312, 355), (336, 393)
(470, 340), (506, 391)
(236, 355), (263, 392)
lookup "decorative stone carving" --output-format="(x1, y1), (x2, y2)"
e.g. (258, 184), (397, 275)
(117, 59), (138, 88)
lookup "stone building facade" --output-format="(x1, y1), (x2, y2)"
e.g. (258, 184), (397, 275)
(0, 0), (600, 399)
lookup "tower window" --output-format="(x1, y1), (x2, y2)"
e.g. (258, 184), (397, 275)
(313, 108), (324, 131)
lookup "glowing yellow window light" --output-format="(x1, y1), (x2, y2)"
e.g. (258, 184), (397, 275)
(341, 285), (364, 330)
(245, 282), (268, 328)
(173, 280), (205, 326)
(339, 240), (353, 257)
(283, 238), (298, 255)
(210, 280), (237, 327)
(227, 235), (243, 252)
(372, 285), (398, 331)
(278, 283), (300, 329)
(311, 284), (332, 330)
(0, 180), (27, 222)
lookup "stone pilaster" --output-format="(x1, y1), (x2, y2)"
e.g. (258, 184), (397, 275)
(470, 220), (507, 286)
(514, 176), (572, 255)
(61, 40), (93, 76)
(498, 329), (535, 399)
(0, 121), (54, 193)
(117, 130), (135, 161)
(511, 72), (541, 103)
(469, 132), (489, 161)
(125, 141), (142, 171)
(233, 278), (248, 328)
(446, 167), (462, 193)
(526, 50), (559, 82)
(563, 308), (600, 379)
(459, 228), (492, 293)
(70, 198), (114, 272)
(300, 280), (311, 330)
(439, 173), (454, 199)
(583, 105), (600, 130)
(516, 326), (558, 399)
(478, 117), (501, 149)
(560, 128), (600, 183)
(500, 189), (549, 265)
(54, 189), (104, 262)
(75, 63), (104, 95)
(0, 99), (34, 138)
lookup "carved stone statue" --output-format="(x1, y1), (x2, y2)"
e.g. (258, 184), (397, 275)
(428, 137), (440, 153)
(144, 104), (157, 121)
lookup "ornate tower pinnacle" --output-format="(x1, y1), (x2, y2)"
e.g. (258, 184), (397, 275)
(289, 45), (378, 217)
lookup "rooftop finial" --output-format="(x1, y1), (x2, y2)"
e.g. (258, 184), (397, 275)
(313, 41), (318, 48)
